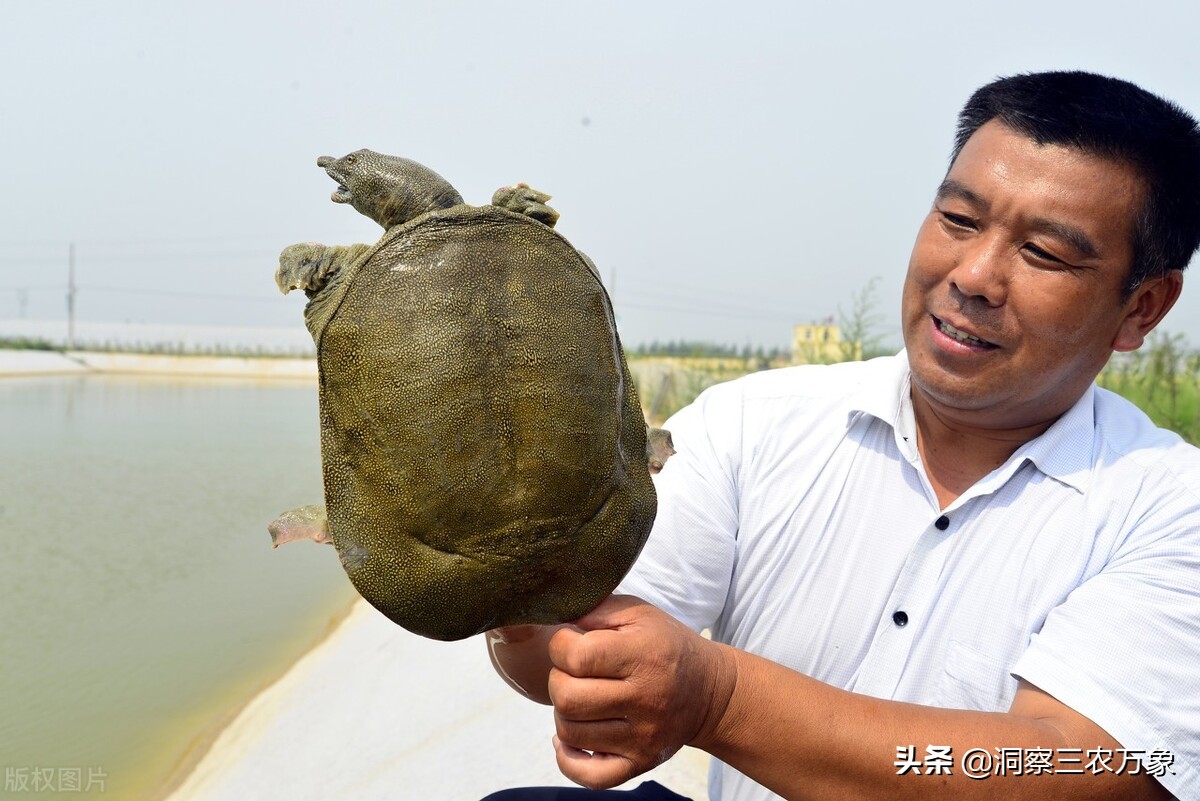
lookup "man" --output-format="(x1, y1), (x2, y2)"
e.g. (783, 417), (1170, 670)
(485, 71), (1200, 801)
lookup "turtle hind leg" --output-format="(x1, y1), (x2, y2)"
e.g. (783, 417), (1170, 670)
(491, 183), (560, 228)
(646, 426), (675, 474)
(268, 504), (333, 547)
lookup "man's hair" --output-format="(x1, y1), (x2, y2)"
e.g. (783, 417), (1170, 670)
(952, 71), (1200, 296)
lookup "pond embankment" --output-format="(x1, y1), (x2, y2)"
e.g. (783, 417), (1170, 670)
(162, 599), (710, 801)
(0, 349), (317, 379)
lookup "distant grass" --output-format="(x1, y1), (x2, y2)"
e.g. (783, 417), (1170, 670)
(0, 337), (313, 359)
(632, 336), (1200, 446)
(1099, 373), (1199, 443)
(0, 336), (60, 351)
(1099, 333), (1200, 444)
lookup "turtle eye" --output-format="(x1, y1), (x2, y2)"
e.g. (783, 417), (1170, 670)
(345, 154), (357, 165)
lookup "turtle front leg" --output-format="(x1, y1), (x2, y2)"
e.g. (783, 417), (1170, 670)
(268, 504), (333, 547)
(276, 242), (370, 296)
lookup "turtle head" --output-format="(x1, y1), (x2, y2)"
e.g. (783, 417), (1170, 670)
(316, 149), (464, 230)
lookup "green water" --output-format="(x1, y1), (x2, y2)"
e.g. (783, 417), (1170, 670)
(0, 375), (357, 800)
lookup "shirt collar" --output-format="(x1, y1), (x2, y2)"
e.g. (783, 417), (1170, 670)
(1008, 384), (1095, 493)
(847, 351), (1095, 494)
(847, 350), (912, 430)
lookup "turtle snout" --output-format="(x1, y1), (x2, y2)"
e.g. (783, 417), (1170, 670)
(317, 155), (334, 168)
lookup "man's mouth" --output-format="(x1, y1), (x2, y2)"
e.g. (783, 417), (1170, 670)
(932, 315), (997, 348)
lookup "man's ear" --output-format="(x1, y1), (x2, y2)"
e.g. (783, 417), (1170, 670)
(1112, 270), (1184, 352)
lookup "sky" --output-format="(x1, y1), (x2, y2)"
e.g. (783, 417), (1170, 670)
(3, 0), (1200, 351)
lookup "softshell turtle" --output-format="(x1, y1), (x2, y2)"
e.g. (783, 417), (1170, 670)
(271, 149), (673, 641)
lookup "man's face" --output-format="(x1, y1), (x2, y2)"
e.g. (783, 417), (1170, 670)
(902, 119), (1148, 430)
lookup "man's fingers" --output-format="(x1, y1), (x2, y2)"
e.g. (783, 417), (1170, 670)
(552, 734), (637, 791)
(547, 669), (630, 720)
(548, 627), (638, 678)
(554, 712), (633, 755)
(571, 593), (648, 631)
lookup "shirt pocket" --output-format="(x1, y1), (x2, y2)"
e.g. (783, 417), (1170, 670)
(936, 640), (1019, 711)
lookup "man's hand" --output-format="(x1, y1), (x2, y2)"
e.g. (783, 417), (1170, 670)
(534, 596), (1172, 801)
(546, 594), (737, 790)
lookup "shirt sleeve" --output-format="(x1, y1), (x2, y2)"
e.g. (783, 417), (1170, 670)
(1012, 485), (1200, 799)
(615, 381), (743, 633)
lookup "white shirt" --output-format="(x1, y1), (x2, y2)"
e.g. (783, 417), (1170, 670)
(617, 353), (1200, 801)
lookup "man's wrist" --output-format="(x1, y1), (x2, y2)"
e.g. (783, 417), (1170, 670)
(690, 640), (742, 754)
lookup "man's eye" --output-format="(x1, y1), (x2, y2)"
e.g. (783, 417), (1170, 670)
(1024, 244), (1065, 264)
(940, 211), (975, 229)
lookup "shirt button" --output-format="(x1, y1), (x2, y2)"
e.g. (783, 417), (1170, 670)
(892, 610), (909, 627)
(934, 515), (950, 531)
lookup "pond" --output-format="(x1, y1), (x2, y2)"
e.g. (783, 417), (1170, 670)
(0, 375), (356, 800)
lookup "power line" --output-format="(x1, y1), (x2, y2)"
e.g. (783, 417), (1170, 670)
(0, 249), (276, 264)
(614, 298), (802, 323)
(81, 285), (285, 303)
(6, 283), (809, 319)
(616, 288), (817, 321)
(0, 235), (288, 247)
(612, 273), (809, 307)
(4, 283), (291, 304)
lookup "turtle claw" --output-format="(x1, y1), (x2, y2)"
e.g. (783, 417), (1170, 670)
(646, 426), (675, 475)
(277, 243), (327, 294)
(276, 243), (369, 297)
(268, 504), (333, 547)
(491, 183), (560, 228)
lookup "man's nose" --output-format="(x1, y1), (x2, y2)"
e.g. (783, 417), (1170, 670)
(947, 237), (1008, 307)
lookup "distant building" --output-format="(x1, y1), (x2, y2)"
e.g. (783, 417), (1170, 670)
(792, 322), (860, 364)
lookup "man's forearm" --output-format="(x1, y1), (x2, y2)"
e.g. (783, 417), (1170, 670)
(702, 645), (1170, 801)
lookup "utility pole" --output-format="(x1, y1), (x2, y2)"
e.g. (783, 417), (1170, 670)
(67, 242), (76, 349)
